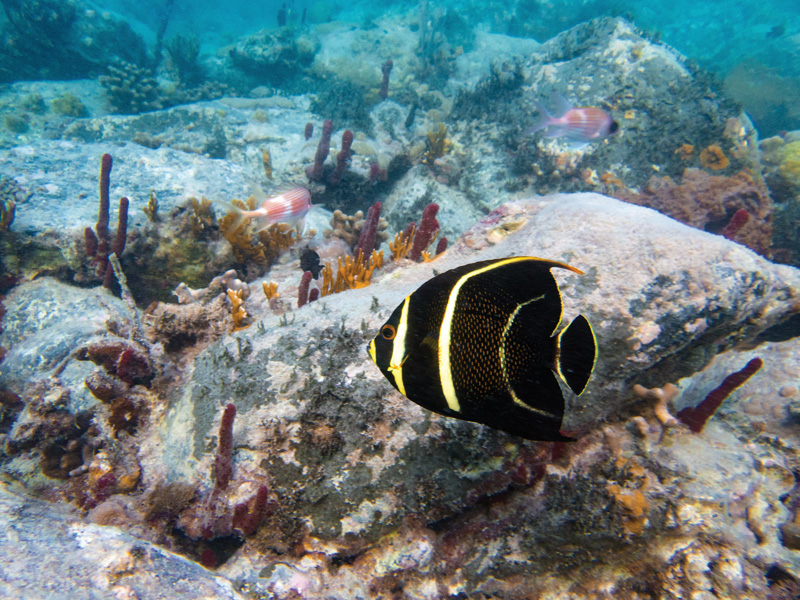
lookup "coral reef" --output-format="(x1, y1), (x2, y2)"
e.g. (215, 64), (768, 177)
(165, 34), (203, 86)
(99, 61), (162, 115)
(699, 144), (730, 171)
(226, 289), (250, 332)
(614, 168), (773, 256)
(0, 0), (146, 83)
(422, 123), (452, 166)
(228, 26), (319, 86)
(318, 249), (383, 296)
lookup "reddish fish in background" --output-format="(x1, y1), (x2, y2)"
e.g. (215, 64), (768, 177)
(215, 185), (312, 232)
(527, 93), (619, 147)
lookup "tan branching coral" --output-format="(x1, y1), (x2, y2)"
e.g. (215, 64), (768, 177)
(189, 196), (214, 234)
(227, 288), (250, 331)
(262, 281), (279, 300)
(633, 383), (679, 428)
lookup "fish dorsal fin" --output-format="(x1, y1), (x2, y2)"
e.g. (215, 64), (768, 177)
(550, 92), (573, 119)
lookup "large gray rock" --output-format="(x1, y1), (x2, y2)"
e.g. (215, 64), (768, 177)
(2, 193), (799, 598)
(0, 482), (244, 600)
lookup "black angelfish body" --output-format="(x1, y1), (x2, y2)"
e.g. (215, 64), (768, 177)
(367, 257), (597, 441)
(300, 247), (322, 278)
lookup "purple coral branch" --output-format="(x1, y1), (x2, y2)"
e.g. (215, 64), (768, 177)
(305, 119), (334, 181)
(85, 154), (129, 289)
(328, 130), (353, 184)
(677, 357), (763, 433)
(409, 203), (440, 261)
(379, 59), (393, 100)
(298, 271), (313, 307)
(355, 201), (382, 265)
(214, 403), (236, 492)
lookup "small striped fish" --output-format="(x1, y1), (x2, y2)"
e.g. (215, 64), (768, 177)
(527, 93), (619, 146)
(217, 186), (312, 232)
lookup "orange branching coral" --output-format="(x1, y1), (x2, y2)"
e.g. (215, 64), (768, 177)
(319, 249), (384, 297)
(699, 144), (730, 170)
(218, 197), (300, 269)
(227, 288), (250, 331)
(390, 226), (415, 261)
(262, 281), (279, 300)
(675, 144), (694, 160)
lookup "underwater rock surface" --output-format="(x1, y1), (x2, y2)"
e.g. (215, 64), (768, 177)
(4, 193), (797, 598)
(0, 482), (244, 599)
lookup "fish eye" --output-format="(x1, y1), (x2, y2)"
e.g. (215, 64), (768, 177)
(381, 324), (397, 340)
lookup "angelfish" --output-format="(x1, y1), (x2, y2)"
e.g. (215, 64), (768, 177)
(367, 257), (598, 441)
(215, 186), (312, 233)
(528, 93), (619, 147)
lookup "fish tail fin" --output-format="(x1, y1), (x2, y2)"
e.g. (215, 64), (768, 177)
(526, 100), (553, 135)
(555, 314), (597, 395)
(214, 199), (247, 232)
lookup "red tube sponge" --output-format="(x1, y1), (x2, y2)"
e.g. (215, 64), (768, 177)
(214, 403), (236, 492)
(677, 357), (763, 433)
(329, 130), (353, 184)
(306, 119), (333, 181)
(355, 201), (382, 265)
(409, 203), (440, 261)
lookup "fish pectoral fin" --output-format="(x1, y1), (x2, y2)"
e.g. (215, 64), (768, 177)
(420, 332), (439, 352)
(388, 355), (409, 372)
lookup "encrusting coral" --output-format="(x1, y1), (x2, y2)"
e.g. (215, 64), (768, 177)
(699, 144), (730, 170)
